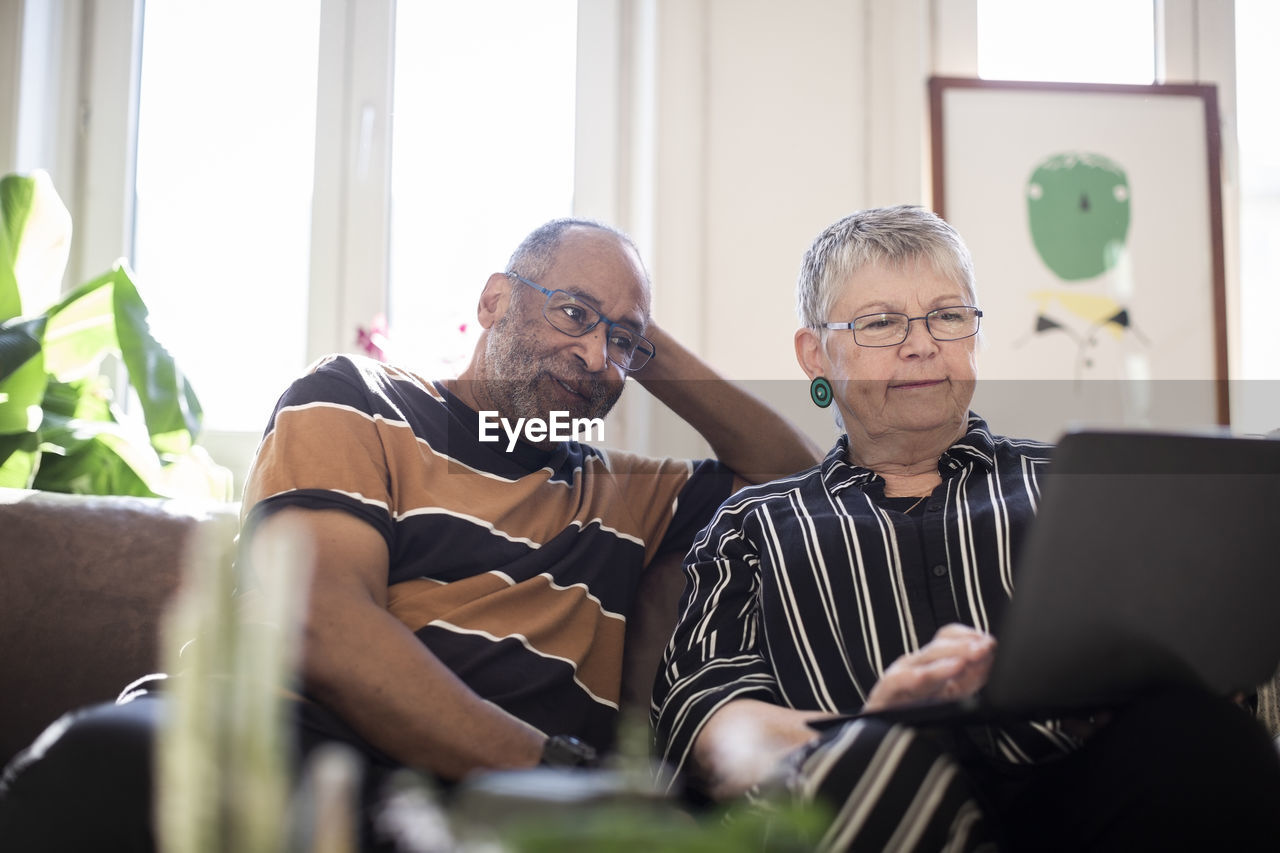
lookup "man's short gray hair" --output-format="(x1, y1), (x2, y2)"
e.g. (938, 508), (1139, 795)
(795, 205), (977, 329)
(505, 218), (648, 294)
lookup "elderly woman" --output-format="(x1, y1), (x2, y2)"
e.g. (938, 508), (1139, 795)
(652, 206), (1280, 851)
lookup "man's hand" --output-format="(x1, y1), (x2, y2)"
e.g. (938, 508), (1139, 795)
(692, 699), (835, 800)
(863, 624), (995, 713)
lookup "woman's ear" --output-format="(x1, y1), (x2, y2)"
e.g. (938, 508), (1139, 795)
(794, 326), (826, 380)
(476, 273), (515, 330)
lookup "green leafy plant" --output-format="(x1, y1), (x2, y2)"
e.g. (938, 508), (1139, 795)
(0, 170), (229, 498)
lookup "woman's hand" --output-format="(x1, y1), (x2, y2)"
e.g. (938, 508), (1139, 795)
(863, 623), (995, 713)
(692, 699), (836, 800)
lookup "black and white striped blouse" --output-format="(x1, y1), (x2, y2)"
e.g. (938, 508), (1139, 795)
(653, 414), (1080, 785)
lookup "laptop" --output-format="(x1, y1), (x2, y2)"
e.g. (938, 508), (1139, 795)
(816, 428), (1280, 729)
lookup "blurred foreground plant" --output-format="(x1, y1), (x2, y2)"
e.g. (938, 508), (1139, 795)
(152, 516), (826, 852)
(156, 515), (325, 852)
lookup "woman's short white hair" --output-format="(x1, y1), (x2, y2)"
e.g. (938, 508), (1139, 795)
(796, 205), (978, 329)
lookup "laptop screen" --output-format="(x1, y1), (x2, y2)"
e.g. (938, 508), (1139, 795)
(986, 429), (1280, 714)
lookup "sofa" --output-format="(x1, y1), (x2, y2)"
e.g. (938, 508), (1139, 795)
(0, 487), (690, 770)
(7, 484), (1278, 774)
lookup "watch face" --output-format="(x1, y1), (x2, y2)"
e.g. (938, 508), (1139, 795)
(542, 735), (597, 768)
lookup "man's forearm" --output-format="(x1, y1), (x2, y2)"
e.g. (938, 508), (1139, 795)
(264, 507), (546, 780)
(633, 323), (822, 483)
(304, 593), (546, 779)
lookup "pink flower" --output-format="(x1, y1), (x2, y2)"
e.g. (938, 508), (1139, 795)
(356, 314), (391, 362)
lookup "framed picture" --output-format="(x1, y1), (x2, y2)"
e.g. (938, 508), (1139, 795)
(928, 76), (1228, 435)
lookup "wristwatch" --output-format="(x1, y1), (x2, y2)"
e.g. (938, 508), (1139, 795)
(539, 734), (598, 768)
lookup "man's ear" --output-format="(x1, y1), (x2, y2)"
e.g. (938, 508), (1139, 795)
(794, 326), (827, 380)
(477, 273), (515, 330)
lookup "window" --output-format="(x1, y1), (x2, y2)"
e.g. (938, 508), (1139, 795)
(1235, 1), (1280, 382)
(133, 1), (322, 433)
(977, 0), (1155, 84)
(130, 0), (579, 442)
(388, 0), (577, 376)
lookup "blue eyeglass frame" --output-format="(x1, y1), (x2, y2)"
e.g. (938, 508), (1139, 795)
(509, 273), (656, 371)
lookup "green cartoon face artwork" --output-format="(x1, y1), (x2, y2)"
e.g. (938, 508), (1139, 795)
(1027, 153), (1130, 281)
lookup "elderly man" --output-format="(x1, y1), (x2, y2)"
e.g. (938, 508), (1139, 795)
(0, 218), (821, 849)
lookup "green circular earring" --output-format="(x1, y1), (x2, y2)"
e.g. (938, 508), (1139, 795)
(810, 376), (833, 408)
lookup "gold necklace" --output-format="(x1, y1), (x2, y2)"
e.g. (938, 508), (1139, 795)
(901, 495), (928, 514)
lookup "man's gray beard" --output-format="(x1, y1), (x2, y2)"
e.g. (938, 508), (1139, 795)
(482, 313), (624, 426)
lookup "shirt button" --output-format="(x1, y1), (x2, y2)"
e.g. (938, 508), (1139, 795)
(932, 564), (947, 577)
(928, 503), (943, 512)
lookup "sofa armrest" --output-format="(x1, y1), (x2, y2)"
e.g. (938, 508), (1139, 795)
(0, 489), (240, 768)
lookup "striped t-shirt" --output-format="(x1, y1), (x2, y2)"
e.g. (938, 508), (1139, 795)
(241, 354), (732, 751)
(654, 415), (1080, 785)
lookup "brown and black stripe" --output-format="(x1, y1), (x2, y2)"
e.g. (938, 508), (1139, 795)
(241, 354), (731, 748)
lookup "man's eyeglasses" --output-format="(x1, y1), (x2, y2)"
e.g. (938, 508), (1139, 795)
(508, 273), (656, 372)
(824, 306), (983, 348)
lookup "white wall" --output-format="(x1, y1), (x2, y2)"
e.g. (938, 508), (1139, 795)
(607, 0), (880, 457)
(700, 0), (868, 380)
(609, 0), (1265, 457)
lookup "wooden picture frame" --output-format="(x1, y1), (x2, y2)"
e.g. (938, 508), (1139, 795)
(928, 76), (1229, 432)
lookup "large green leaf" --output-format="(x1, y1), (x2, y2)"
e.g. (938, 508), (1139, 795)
(0, 173), (35, 323)
(43, 264), (204, 456)
(0, 317), (48, 434)
(42, 273), (118, 379)
(1, 171), (72, 325)
(0, 430), (39, 487)
(24, 379), (171, 497)
(0, 315), (48, 382)
(111, 264), (204, 453)
(32, 413), (158, 496)
(41, 375), (115, 424)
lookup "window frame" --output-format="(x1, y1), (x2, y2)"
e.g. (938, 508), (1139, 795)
(308, 0), (395, 366)
(8, 0), (621, 491)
